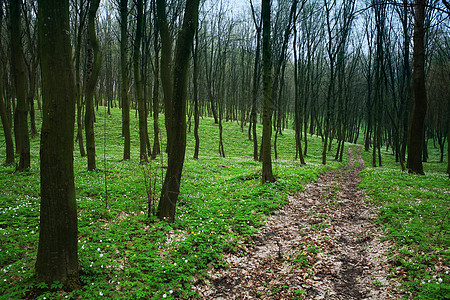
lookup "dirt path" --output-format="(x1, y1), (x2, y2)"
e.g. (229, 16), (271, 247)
(194, 146), (403, 299)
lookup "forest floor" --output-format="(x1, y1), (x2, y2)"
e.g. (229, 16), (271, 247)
(195, 146), (404, 299)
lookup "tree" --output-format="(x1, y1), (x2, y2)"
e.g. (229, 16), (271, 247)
(192, 26), (200, 159)
(36, 0), (80, 289)
(249, 0), (261, 161)
(0, 4), (14, 165)
(156, 0), (200, 222)
(151, 0), (161, 159)
(134, 0), (148, 163)
(85, 0), (102, 171)
(261, 0), (275, 183)
(73, 0), (88, 158)
(407, 0), (427, 174)
(119, 0), (131, 160)
(10, 0), (30, 171)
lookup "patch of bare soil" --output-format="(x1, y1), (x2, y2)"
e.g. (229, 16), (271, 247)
(193, 147), (404, 299)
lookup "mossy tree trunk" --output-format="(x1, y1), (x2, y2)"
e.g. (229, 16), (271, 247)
(10, 0), (30, 171)
(36, 0), (80, 289)
(85, 0), (102, 171)
(156, 0), (200, 222)
(261, 0), (275, 183)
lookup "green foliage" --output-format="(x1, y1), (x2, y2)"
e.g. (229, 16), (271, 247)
(0, 107), (341, 298)
(359, 145), (449, 299)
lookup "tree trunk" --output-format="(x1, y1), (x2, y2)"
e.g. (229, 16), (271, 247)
(261, 0), (275, 183)
(0, 74), (14, 164)
(36, 0), (80, 289)
(151, 0), (161, 159)
(120, 0), (130, 160)
(134, 0), (147, 163)
(156, 0), (200, 222)
(193, 29), (200, 159)
(407, 0), (427, 175)
(250, 1), (261, 161)
(0, 10), (14, 165)
(85, 0), (102, 171)
(74, 0), (87, 157)
(447, 115), (449, 177)
(293, 23), (305, 165)
(10, 0), (30, 171)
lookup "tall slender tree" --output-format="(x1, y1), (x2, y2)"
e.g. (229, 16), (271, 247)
(249, 0), (261, 161)
(151, 0), (161, 159)
(156, 0), (200, 222)
(85, 0), (102, 171)
(10, 0), (30, 171)
(407, 0), (427, 174)
(119, 0), (130, 160)
(36, 0), (80, 289)
(261, 0), (275, 183)
(134, 0), (148, 163)
(0, 4), (14, 165)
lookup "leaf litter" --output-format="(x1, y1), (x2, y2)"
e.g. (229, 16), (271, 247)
(193, 146), (404, 299)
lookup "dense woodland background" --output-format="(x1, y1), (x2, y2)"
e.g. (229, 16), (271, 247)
(1, 0), (449, 173)
(0, 0), (449, 298)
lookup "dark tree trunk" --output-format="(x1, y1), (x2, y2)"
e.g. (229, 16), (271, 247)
(407, 0), (427, 175)
(151, 0), (161, 159)
(85, 0), (101, 171)
(250, 0), (261, 161)
(193, 29), (200, 159)
(120, 0), (130, 160)
(10, 0), (30, 171)
(293, 23), (305, 165)
(447, 115), (449, 177)
(261, 0), (275, 183)
(156, 0), (200, 222)
(134, 0), (147, 163)
(36, 0), (80, 289)
(0, 9), (14, 164)
(0, 77), (14, 164)
(74, 0), (87, 158)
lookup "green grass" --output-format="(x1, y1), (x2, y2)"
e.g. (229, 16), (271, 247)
(359, 145), (450, 299)
(0, 106), (344, 299)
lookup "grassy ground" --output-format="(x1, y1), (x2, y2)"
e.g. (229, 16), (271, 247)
(359, 145), (450, 299)
(0, 107), (344, 299)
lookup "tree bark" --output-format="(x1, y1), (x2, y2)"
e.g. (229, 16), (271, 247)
(447, 114), (449, 177)
(151, 0), (161, 159)
(261, 0), (275, 183)
(250, 0), (261, 161)
(10, 0), (30, 171)
(0, 72), (14, 164)
(193, 28), (200, 159)
(134, 0), (147, 163)
(85, 0), (102, 171)
(120, 0), (130, 160)
(74, 0), (87, 158)
(407, 0), (427, 175)
(36, 0), (80, 289)
(156, 0), (200, 222)
(0, 8), (14, 165)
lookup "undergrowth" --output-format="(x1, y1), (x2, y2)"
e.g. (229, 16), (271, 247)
(0, 107), (343, 299)
(359, 145), (450, 299)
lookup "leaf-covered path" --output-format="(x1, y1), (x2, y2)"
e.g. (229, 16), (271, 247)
(195, 146), (403, 299)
